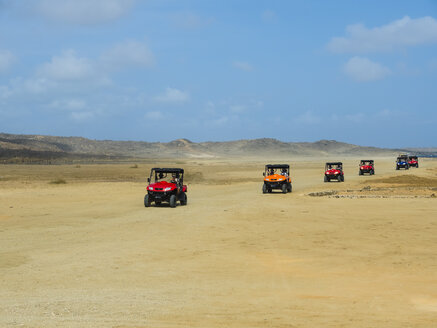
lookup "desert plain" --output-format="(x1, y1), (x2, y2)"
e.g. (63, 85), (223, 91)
(1, 157), (436, 327)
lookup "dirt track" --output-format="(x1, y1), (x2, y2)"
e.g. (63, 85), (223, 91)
(1, 158), (437, 327)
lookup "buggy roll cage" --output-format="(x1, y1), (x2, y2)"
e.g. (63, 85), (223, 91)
(148, 168), (184, 183)
(325, 162), (343, 169)
(264, 164), (290, 176)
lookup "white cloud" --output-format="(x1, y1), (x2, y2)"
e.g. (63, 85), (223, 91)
(172, 12), (215, 29)
(230, 105), (246, 113)
(345, 113), (364, 123)
(376, 109), (405, 119)
(211, 116), (229, 126)
(428, 58), (437, 70)
(261, 10), (276, 23)
(37, 50), (94, 81)
(70, 111), (94, 121)
(145, 111), (164, 120)
(101, 40), (154, 69)
(251, 99), (264, 107)
(296, 111), (321, 124)
(48, 99), (87, 111)
(0, 85), (12, 99)
(5, 77), (57, 95)
(233, 61), (253, 72)
(205, 101), (215, 114)
(23, 77), (56, 94)
(0, 50), (15, 73)
(155, 88), (189, 104)
(328, 16), (437, 53)
(344, 57), (391, 82)
(35, 0), (135, 25)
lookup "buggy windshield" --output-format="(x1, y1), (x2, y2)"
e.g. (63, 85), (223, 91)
(326, 163), (342, 170)
(149, 168), (184, 184)
(265, 165), (289, 176)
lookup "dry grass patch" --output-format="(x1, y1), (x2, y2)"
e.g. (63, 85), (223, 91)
(49, 178), (67, 184)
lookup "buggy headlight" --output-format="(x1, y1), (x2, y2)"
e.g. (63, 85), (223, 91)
(148, 186), (153, 190)
(164, 187), (172, 191)
(277, 178), (283, 181)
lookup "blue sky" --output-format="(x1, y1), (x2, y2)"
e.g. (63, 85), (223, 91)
(0, 0), (436, 147)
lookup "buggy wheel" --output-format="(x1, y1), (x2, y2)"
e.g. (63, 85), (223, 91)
(338, 175), (342, 182)
(262, 184), (268, 194)
(371, 170), (374, 175)
(180, 192), (187, 206)
(406, 165), (409, 170)
(288, 183), (292, 192)
(416, 163), (419, 168)
(281, 184), (287, 194)
(169, 195), (177, 208)
(396, 166), (399, 170)
(359, 170), (363, 176)
(144, 194), (151, 207)
(324, 175), (329, 182)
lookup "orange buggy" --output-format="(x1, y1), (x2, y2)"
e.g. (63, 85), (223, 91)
(262, 164), (292, 194)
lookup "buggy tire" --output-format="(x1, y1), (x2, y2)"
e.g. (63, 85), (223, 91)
(282, 184), (287, 194)
(396, 166), (399, 170)
(371, 170), (374, 175)
(416, 164), (419, 168)
(406, 165), (409, 170)
(288, 183), (292, 192)
(324, 175), (329, 182)
(144, 194), (151, 207)
(338, 175), (342, 182)
(180, 192), (187, 206)
(340, 175), (344, 182)
(169, 195), (177, 208)
(359, 170), (363, 176)
(262, 184), (268, 194)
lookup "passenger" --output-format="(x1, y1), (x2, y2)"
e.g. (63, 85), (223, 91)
(281, 168), (288, 178)
(171, 173), (181, 193)
(170, 173), (179, 184)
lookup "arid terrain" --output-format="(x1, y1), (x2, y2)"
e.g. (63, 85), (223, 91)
(3, 132), (437, 163)
(1, 157), (436, 327)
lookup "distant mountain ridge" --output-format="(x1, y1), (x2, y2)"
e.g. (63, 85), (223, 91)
(0, 132), (435, 162)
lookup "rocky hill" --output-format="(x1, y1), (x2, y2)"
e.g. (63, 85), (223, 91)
(0, 132), (434, 163)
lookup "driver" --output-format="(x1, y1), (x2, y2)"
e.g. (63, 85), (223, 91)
(171, 173), (181, 194)
(281, 168), (288, 178)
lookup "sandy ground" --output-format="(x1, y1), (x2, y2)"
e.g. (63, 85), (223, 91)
(1, 157), (436, 327)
